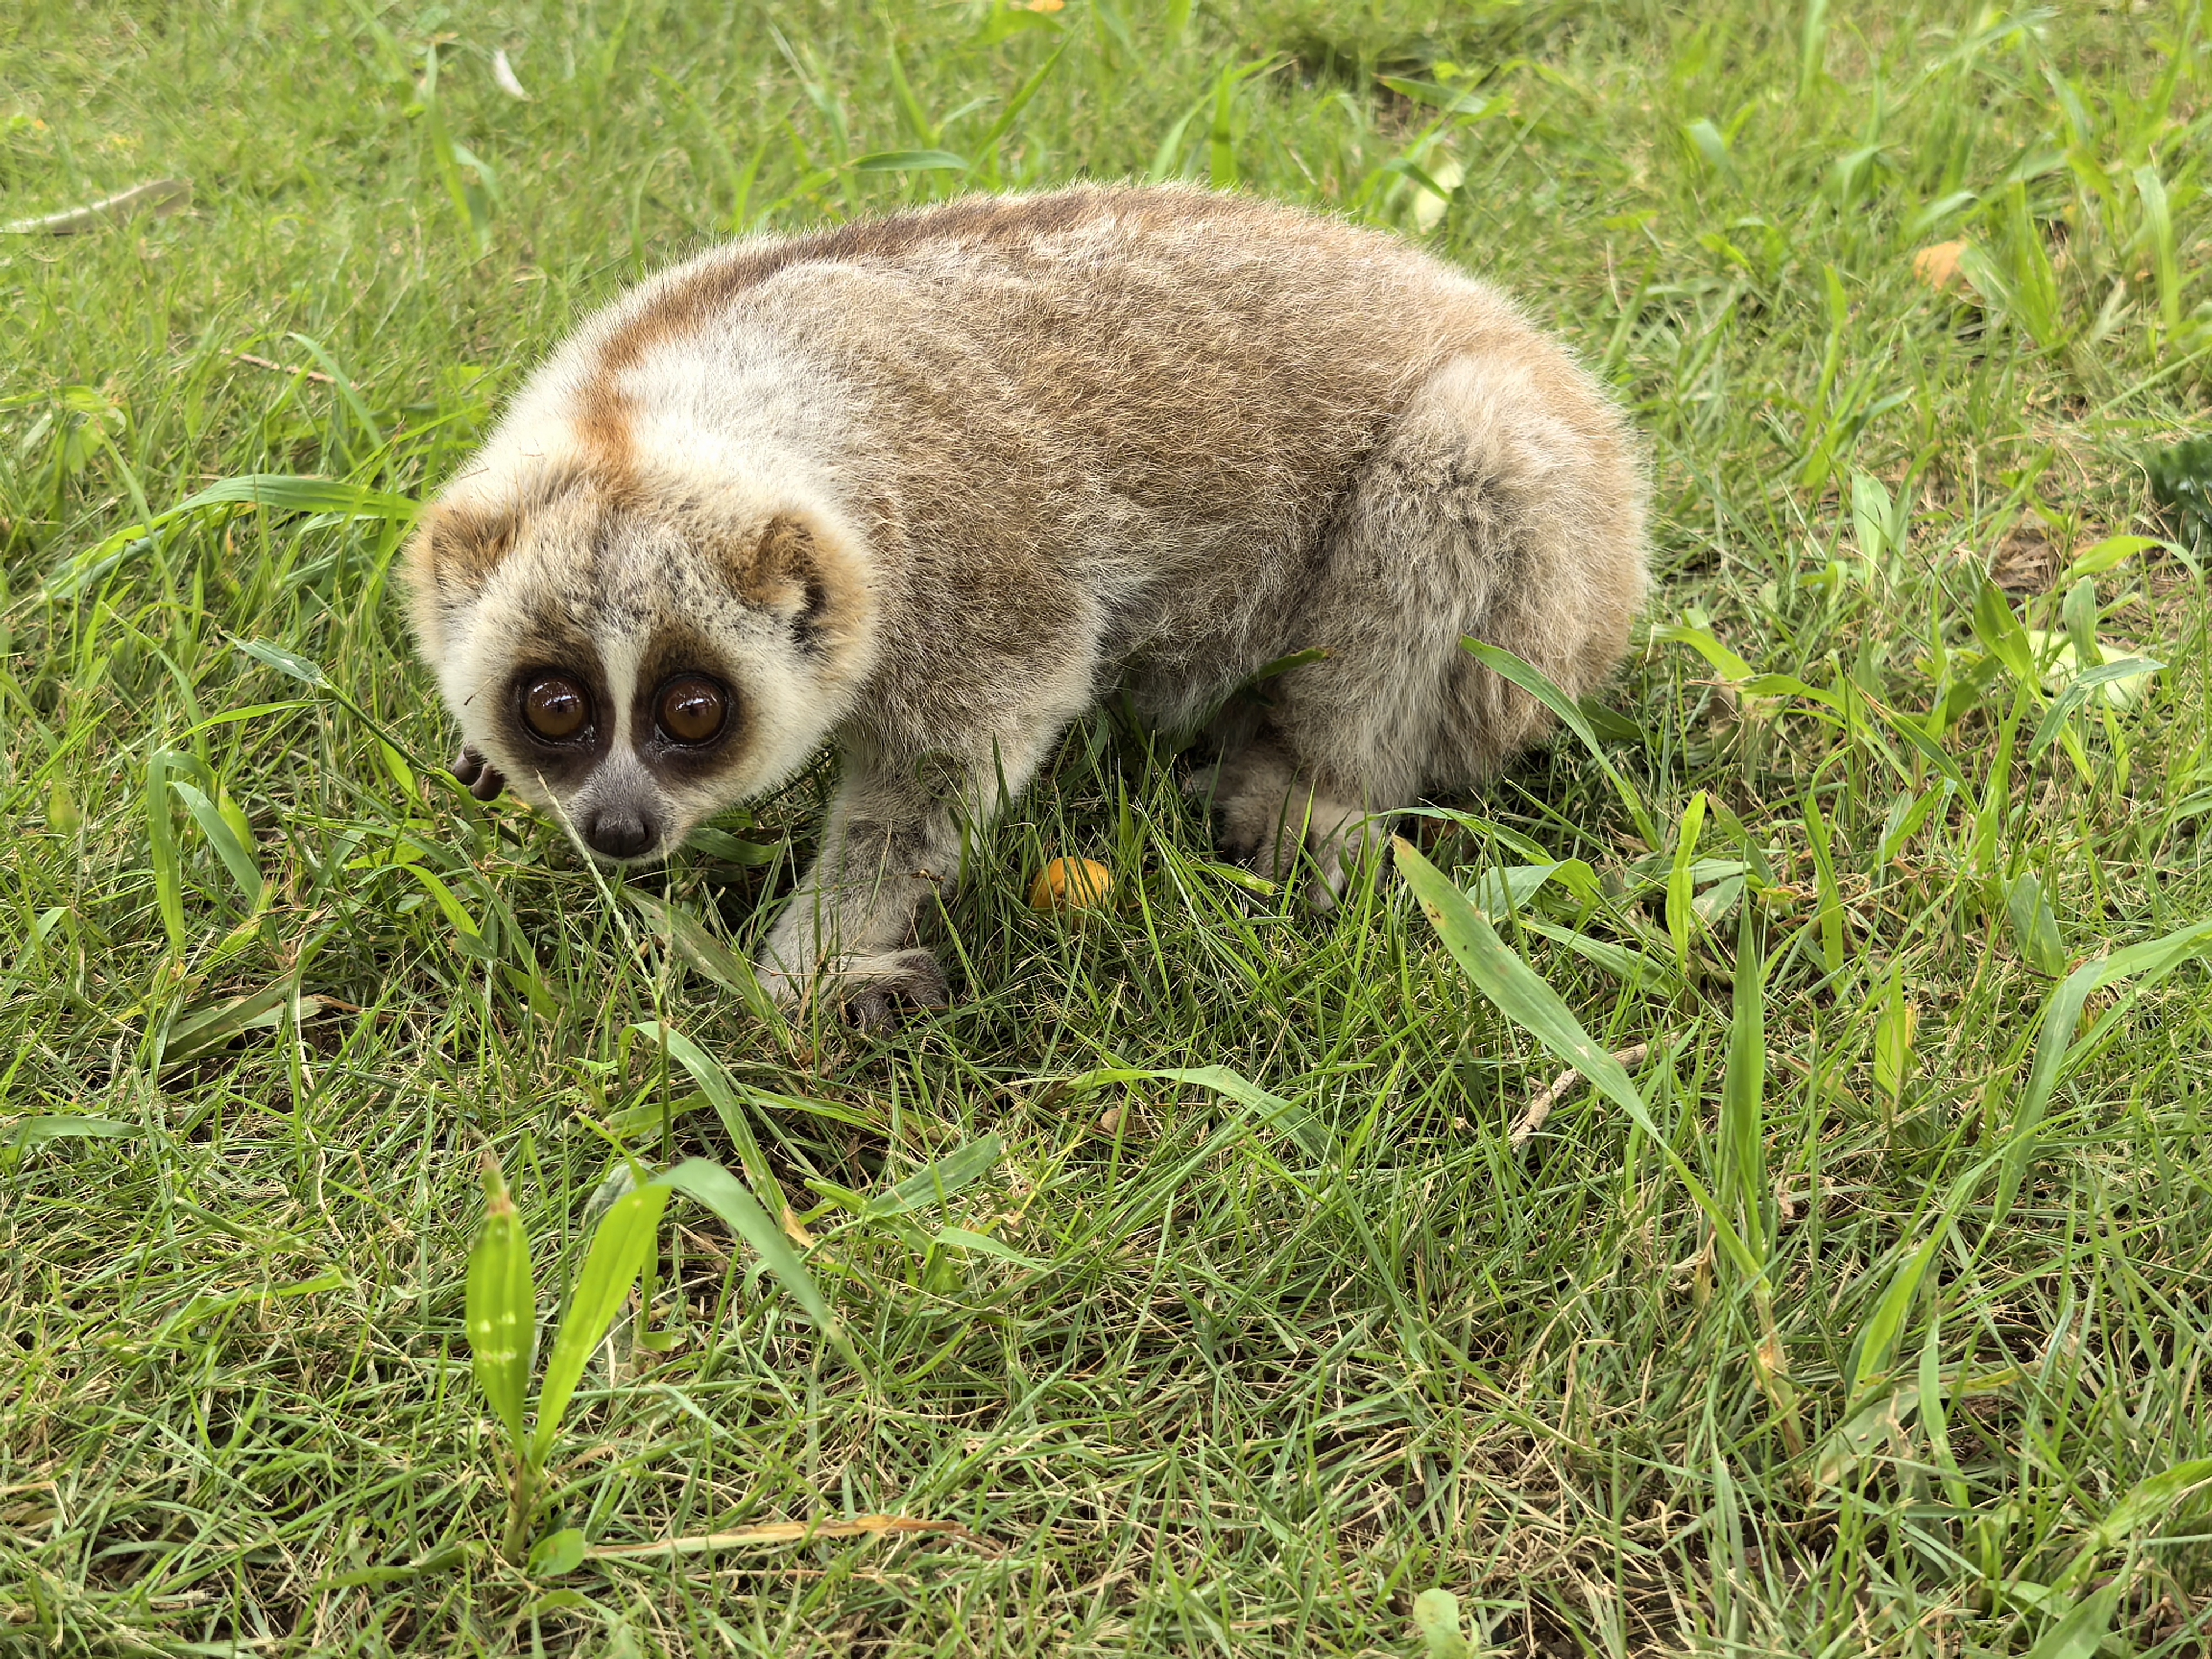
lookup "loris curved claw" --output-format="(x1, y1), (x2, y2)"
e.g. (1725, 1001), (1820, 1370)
(451, 745), (507, 801)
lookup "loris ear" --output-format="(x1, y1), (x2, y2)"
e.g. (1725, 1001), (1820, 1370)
(724, 512), (866, 656)
(409, 500), (518, 592)
(401, 500), (518, 658)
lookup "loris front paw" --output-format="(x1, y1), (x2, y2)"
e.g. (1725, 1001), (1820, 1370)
(834, 948), (952, 1033)
(451, 745), (507, 801)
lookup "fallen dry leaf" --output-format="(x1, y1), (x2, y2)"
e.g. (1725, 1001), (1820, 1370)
(491, 48), (531, 100)
(1510, 1043), (1651, 1148)
(586, 1515), (992, 1560)
(1912, 239), (1968, 294)
(1029, 857), (1113, 916)
(5, 179), (191, 237)
(1989, 525), (2060, 594)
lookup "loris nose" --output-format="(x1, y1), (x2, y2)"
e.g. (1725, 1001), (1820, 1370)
(583, 805), (656, 860)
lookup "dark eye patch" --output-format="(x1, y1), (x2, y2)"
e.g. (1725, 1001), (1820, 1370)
(491, 622), (610, 787)
(632, 626), (749, 784)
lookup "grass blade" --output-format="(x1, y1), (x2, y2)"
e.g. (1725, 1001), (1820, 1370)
(629, 894), (787, 1034)
(1059, 1064), (1330, 1161)
(2052, 1460), (2212, 1593)
(170, 780), (265, 909)
(1992, 921), (2212, 1226)
(1721, 903), (1767, 1266)
(2026, 657), (2163, 758)
(529, 1182), (671, 1467)
(2020, 1586), (2117, 1659)
(848, 149), (971, 172)
(144, 749), (188, 956)
(862, 1133), (1004, 1218)
(1849, 1217), (1951, 1407)
(1462, 639), (1658, 847)
(630, 1020), (790, 1218)
(656, 1157), (851, 1365)
(1393, 838), (1757, 1280)
(466, 1154), (534, 1453)
(1668, 791), (1708, 970)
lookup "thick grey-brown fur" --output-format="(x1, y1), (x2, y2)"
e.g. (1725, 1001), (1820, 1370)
(403, 184), (1650, 1027)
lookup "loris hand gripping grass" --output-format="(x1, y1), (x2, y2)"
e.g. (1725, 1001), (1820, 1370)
(404, 184), (1650, 1028)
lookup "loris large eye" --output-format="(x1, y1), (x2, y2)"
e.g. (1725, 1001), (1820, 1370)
(655, 675), (728, 745)
(521, 673), (591, 741)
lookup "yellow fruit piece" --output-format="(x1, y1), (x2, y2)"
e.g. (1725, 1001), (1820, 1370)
(1029, 857), (1113, 915)
(1912, 240), (1968, 293)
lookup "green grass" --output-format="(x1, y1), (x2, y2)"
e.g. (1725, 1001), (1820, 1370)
(4, 0), (2212, 1652)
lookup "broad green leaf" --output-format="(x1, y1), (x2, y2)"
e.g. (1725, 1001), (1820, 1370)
(528, 1527), (586, 1578)
(1394, 837), (1760, 1281)
(655, 1157), (848, 1359)
(2020, 1585), (2116, 1659)
(2027, 656), (2162, 757)
(171, 781), (266, 909)
(233, 637), (331, 687)
(530, 1182), (671, 1465)
(1873, 979), (1918, 1100)
(863, 1133), (1004, 1218)
(1466, 859), (1602, 919)
(2062, 534), (2159, 581)
(1682, 117), (1737, 181)
(1376, 75), (1493, 116)
(2061, 577), (2101, 671)
(2006, 872), (2067, 977)
(679, 826), (783, 866)
(2052, 1459), (2212, 1591)
(1851, 469), (1897, 563)
(467, 1156), (535, 1454)
(1668, 791), (1707, 970)
(1461, 638), (1659, 847)
(1649, 620), (1757, 683)
(1993, 920), (2212, 1226)
(1412, 1588), (1474, 1658)
(1972, 580), (2040, 692)
(1059, 1064), (1330, 1161)
(848, 148), (970, 171)
(4, 1116), (139, 1155)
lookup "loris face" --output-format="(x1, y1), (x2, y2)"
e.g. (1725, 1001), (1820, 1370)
(404, 462), (874, 865)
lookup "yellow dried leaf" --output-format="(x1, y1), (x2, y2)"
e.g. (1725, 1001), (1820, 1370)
(1029, 857), (1113, 915)
(1912, 240), (1968, 293)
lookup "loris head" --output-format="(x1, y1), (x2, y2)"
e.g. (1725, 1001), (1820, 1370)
(402, 451), (875, 865)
